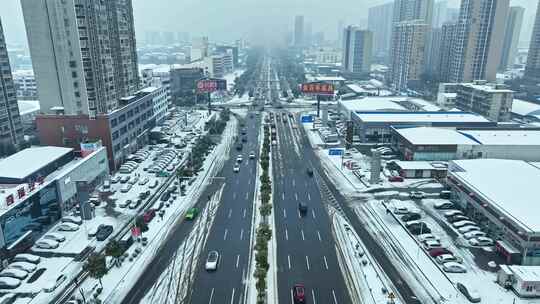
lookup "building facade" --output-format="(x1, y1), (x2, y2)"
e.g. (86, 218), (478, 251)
(342, 26), (372, 75)
(216, 45), (239, 67)
(448, 0), (509, 83)
(12, 70), (37, 100)
(21, 0), (139, 115)
(368, 2), (394, 59)
(170, 67), (205, 103)
(393, 0), (434, 25)
(525, 1), (540, 83)
(0, 19), (23, 148)
(438, 22), (458, 82)
(455, 81), (514, 122)
(499, 7), (524, 71)
(389, 20), (428, 91)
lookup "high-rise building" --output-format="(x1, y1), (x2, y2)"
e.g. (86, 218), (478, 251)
(425, 28), (442, 75)
(432, 1), (448, 28)
(438, 22), (458, 82)
(21, 0), (139, 116)
(305, 22), (313, 47)
(389, 20), (428, 91)
(448, 0), (509, 83)
(499, 7), (524, 71)
(337, 20), (344, 47)
(294, 16), (304, 47)
(341, 26), (373, 75)
(393, 0), (434, 25)
(368, 2), (394, 58)
(525, 1), (540, 83)
(191, 36), (209, 61)
(0, 19), (23, 148)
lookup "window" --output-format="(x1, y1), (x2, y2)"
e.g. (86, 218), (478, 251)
(74, 91), (80, 97)
(110, 118), (117, 128)
(118, 114), (126, 123)
(69, 60), (77, 68)
(72, 71), (77, 78)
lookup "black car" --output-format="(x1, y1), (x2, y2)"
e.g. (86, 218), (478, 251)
(236, 143), (243, 151)
(139, 190), (151, 200)
(96, 225), (114, 241)
(306, 168), (313, 177)
(409, 226), (431, 235)
(401, 213), (421, 222)
(298, 203), (308, 215)
(456, 282), (481, 303)
(161, 192), (171, 201)
(448, 215), (470, 223)
(242, 136), (247, 142)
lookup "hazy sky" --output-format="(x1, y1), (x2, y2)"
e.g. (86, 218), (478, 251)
(0, 0), (537, 47)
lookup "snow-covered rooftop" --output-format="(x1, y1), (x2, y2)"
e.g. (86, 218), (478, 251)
(0, 146), (73, 180)
(511, 99), (540, 117)
(354, 111), (490, 123)
(460, 129), (540, 145)
(449, 159), (540, 232)
(339, 98), (406, 112)
(17, 99), (40, 116)
(307, 75), (346, 82)
(506, 265), (540, 282)
(393, 127), (479, 145)
(393, 160), (447, 170)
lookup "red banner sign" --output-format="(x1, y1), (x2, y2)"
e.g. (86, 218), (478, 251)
(17, 187), (25, 199)
(5, 194), (14, 206)
(300, 82), (334, 95)
(131, 226), (141, 237)
(197, 79), (227, 93)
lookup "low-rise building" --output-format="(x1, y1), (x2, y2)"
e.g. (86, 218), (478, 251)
(12, 70), (37, 100)
(455, 81), (514, 122)
(511, 99), (540, 123)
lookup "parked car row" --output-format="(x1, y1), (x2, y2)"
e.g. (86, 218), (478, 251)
(436, 201), (494, 247)
(0, 254), (42, 290)
(147, 149), (179, 174)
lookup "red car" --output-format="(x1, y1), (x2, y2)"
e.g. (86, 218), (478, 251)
(293, 284), (305, 303)
(429, 247), (452, 257)
(388, 176), (404, 182)
(143, 209), (156, 223)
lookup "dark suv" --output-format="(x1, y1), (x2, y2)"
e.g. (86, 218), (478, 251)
(96, 225), (113, 241)
(298, 203), (308, 215)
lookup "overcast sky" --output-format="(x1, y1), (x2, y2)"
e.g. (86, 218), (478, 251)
(0, 0), (537, 47)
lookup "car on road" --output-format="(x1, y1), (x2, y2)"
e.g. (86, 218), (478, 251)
(13, 254), (40, 264)
(272, 140), (277, 146)
(8, 262), (37, 274)
(233, 165), (240, 173)
(463, 231), (486, 240)
(443, 262), (467, 273)
(0, 277), (21, 289)
(435, 254), (459, 264)
(456, 282), (481, 303)
(111, 175), (121, 184)
(57, 223), (80, 232)
(43, 233), (66, 243)
(205, 251), (219, 271)
(457, 225), (480, 234)
(434, 201), (454, 209)
(452, 220), (477, 228)
(298, 202), (308, 215)
(96, 225), (114, 241)
(160, 192), (171, 201)
(185, 208), (199, 220)
(401, 213), (421, 222)
(306, 168), (313, 177)
(0, 268), (28, 280)
(249, 151), (256, 159)
(469, 237), (493, 247)
(43, 274), (67, 293)
(120, 183), (132, 193)
(388, 175), (404, 182)
(35, 239), (59, 249)
(409, 191), (425, 199)
(242, 136), (247, 143)
(236, 155), (243, 162)
(293, 283), (306, 303)
(236, 143), (243, 151)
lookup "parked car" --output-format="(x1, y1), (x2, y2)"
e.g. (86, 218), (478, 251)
(111, 176), (121, 184)
(409, 191), (425, 199)
(435, 254), (459, 264)
(139, 190), (151, 200)
(434, 201), (454, 209)
(409, 226), (431, 235)
(418, 234), (439, 242)
(456, 282), (481, 303)
(43, 233), (66, 243)
(443, 262), (467, 273)
(388, 175), (404, 182)
(457, 226), (480, 234)
(61, 216), (82, 225)
(119, 200), (131, 208)
(96, 225), (114, 241)
(13, 254), (40, 264)
(57, 223), (80, 232)
(448, 215), (470, 223)
(120, 184), (132, 193)
(439, 190), (452, 199)
(469, 237), (493, 247)
(0, 268), (28, 280)
(148, 180), (159, 189)
(452, 220), (477, 228)
(35, 239), (59, 249)
(443, 210), (464, 218)
(463, 231), (487, 240)
(428, 248), (452, 257)
(393, 206), (409, 215)
(8, 262), (37, 273)
(43, 274), (67, 293)
(0, 277), (21, 290)
(293, 283), (306, 303)
(205, 251), (219, 271)
(128, 200), (139, 209)
(423, 240), (442, 250)
(401, 213), (421, 222)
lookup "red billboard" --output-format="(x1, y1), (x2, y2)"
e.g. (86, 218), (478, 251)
(197, 79), (227, 93)
(300, 82), (334, 95)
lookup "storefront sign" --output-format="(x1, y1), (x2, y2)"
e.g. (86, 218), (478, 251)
(5, 194), (14, 206)
(17, 188), (25, 199)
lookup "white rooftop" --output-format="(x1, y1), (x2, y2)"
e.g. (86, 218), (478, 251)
(0, 146), (73, 180)
(511, 99), (540, 117)
(308, 75), (346, 82)
(393, 127), (479, 145)
(17, 100), (40, 116)
(393, 160), (447, 170)
(460, 82), (513, 93)
(340, 98), (406, 112)
(460, 129), (540, 145)
(450, 159), (540, 232)
(407, 99), (441, 111)
(506, 265), (540, 282)
(354, 111), (490, 123)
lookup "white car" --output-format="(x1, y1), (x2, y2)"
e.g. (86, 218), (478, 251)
(452, 220), (477, 228)
(13, 254), (40, 264)
(43, 274), (67, 293)
(0, 277), (21, 289)
(118, 200), (131, 208)
(469, 237), (494, 247)
(418, 234), (439, 243)
(409, 191), (425, 199)
(148, 180), (159, 189)
(457, 225), (480, 234)
(111, 176), (121, 184)
(463, 231), (487, 240)
(436, 254), (459, 264)
(138, 177), (149, 185)
(43, 233), (66, 243)
(423, 240), (442, 250)
(57, 223), (80, 232)
(249, 152), (256, 159)
(128, 176), (139, 185)
(0, 268), (28, 280)
(35, 239), (60, 249)
(236, 155), (243, 162)
(272, 140), (277, 146)
(393, 206), (409, 215)
(8, 262), (37, 273)
(61, 216), (82, 225)
(120, 184), (132, 193)
(233, 166), (240, 173)
(205, 251), (219, 271)
(443, 262), (467, 273)
(443, 210), (464, 218)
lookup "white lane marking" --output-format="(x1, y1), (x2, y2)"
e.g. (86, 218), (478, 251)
(245, 192), (249, 200)
(290, 288), (294, 304)
(332, 289), (338, 304)
(228, 209), (232, 218)
(236, 255), (240, 268)
(292, 179), (295, 187)
(312, 209), (316, 219)
(285, 228), (289, 241)
(236, 179), (239, 185)
(287, 255), (291, 269)
(283, 209), (287, 218)
(317, 231), (322, 242)
(301, 229), (305, 241)
(223, 229), (228, 240)
(282, 192), (285, 200)
(233, 192), (237, 199)
(307, 193), (311, 201)
(305, 256), (310, 270)
(311, 289), (317, 304)
(295, 193), (298, 201)
(243, 208), (246, 218)
(209, 288), (215, 304)
(240, 229), (244, 240)
(248, 179), (251, 185)
(298, 210), (301, 219)
(323, 255), (329, 270)
(230, 288), (235, 304)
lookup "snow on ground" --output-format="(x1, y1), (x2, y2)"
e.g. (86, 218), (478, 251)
(223, 69), (245, 91)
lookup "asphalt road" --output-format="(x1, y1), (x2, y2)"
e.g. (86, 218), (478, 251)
(189, 112), (261, 304)
(271, 111), (351, 304)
